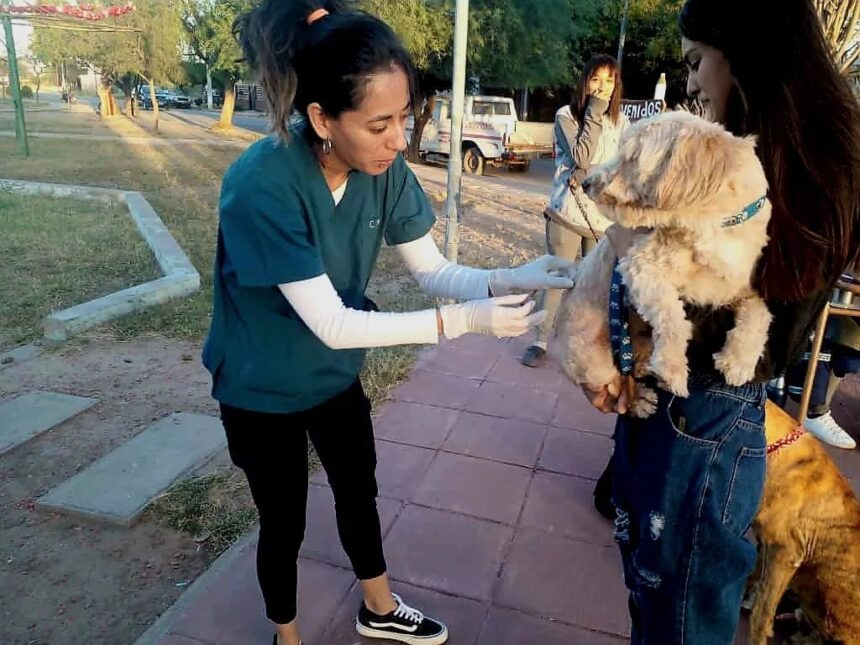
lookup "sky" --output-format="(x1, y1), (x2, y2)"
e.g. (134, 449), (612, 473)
(12, 22), (32, 57)
(2, 0), (33, 57)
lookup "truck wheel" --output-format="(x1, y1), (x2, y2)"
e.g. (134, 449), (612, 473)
(463, 146), (484, 175)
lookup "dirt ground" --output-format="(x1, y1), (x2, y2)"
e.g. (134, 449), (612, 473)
(0, 337), (219, 645)
(0, 171), (548, 644)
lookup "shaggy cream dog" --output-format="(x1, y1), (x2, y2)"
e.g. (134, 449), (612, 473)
(550, 111), (772, 412)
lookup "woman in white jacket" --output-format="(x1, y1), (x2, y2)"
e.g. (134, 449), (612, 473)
(522, 54), (629, 368)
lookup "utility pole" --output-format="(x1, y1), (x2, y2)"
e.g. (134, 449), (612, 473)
(616, 0), (630, 70)
(444, 0), (470, 263)
(2, 0), (29, 156)
(205, 62), (213, 110)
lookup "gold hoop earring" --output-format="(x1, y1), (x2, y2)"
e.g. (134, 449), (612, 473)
(322, 138), (333, 155)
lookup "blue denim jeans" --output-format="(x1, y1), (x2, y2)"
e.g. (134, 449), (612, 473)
(612, 377), (767, 645)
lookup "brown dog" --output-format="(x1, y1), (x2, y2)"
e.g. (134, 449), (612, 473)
(749, 401), (860, 644)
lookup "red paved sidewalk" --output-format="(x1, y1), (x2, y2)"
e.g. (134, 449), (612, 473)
(137, 335), (860, 645)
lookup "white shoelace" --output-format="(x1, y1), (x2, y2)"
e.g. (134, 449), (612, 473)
(392, 593), (424, 624)
(806, 412), (856, 447)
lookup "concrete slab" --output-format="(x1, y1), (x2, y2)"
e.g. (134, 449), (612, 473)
(37, 412), (225, 525)
(0, 391), (97, 456)
(0, 343), (42, 371)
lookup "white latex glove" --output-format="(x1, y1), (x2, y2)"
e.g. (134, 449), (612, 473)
(439, 293), (546, 339)
(488, 255), (576, 296)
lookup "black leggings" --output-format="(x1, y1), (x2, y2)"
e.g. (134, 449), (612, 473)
(220, 380), (386, 624)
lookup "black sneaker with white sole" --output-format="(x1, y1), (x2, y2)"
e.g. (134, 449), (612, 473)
(356, 593), (448, 644)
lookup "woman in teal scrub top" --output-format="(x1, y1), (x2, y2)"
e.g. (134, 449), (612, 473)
(204, 3), (576, 645)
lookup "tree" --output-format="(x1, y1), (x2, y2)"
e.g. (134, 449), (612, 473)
(573, 0), (685, 104)
(25, 54), (48, 103)
(181, 0), (251, 130)
(814, 0), (860, 78)
(30, 0), (144, 114)
(129, 0), (184, 129)
(31, 0), (183, 123)
(0, 56), (8, 98)
(29, 22), (76, 87)
(468, 0), (578, 89)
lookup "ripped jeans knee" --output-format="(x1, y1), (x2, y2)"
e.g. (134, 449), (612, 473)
(615, 504), (665, 593)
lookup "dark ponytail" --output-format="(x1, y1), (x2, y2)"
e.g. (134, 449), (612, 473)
(234, 0), (416, 142)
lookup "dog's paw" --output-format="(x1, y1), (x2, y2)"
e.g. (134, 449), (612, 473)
(629, 385), (658, 418)
(649, 354), (689, 397)
(713, 351), (756, 386)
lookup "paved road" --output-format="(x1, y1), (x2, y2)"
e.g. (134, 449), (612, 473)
(183, 109), (556, 198)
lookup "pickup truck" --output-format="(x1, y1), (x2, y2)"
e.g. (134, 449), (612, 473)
(407, 94), (553, 175)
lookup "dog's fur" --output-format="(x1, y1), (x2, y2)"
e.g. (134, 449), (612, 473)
(749, 401), (860, 644)
(550, 111), (773, 411)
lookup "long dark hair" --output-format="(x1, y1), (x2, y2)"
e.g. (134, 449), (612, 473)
(570, 54), (623, 125)
(680, 0), (860, 302)
(233, 0), (416, 142)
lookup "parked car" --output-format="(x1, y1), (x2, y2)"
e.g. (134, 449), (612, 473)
(168, 92), (192, 109)
(138, 85), (171, 110)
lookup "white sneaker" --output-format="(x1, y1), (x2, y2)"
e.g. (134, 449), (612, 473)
(804, 412), (857, 449)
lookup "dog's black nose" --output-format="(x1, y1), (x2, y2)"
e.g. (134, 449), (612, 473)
(580, 175), (593, 192)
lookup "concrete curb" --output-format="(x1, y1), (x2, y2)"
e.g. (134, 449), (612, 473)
(0, 179), (201, 342)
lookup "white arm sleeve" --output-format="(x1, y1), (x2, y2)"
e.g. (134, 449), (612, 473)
(279, 275), (439, 350)
(395, 233), (491, 300)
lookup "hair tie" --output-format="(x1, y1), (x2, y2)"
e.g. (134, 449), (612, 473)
(307, 8), (329, 25)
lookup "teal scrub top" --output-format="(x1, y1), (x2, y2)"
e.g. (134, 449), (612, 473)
(202, 130), (436, 414)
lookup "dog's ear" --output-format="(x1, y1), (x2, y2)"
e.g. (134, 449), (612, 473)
(656, 127), (735, 209)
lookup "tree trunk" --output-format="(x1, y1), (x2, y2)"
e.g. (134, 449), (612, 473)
(98, 80), (118, 118)
(149, 78), (159, 133)
(218, 82), (236, 130)
(407, 96), (434, 163)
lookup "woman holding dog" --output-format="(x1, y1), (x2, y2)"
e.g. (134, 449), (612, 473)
(202, 2), (576, 644)
(521, 54), (629, 369)
(584, 0), (860, 642)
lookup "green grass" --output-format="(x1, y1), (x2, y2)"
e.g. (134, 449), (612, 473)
(0, 191), (160, 349)
(144, 472), (259, 554)
(0, 136), (237, 343)
(0, 113), (98, 134)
